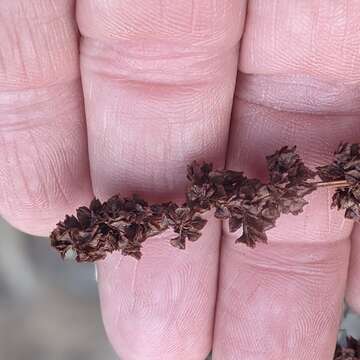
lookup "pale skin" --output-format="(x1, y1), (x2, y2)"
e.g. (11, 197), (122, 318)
(1, 1), (360, 359)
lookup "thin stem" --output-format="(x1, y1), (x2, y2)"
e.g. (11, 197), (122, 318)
(254, 179), (350, 203)
(315, 180), (349, 188)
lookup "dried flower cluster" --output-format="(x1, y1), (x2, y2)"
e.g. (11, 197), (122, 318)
(318, 143), (360, 220)
(334, 336), (360, 360)
(50, 143), (360, 263)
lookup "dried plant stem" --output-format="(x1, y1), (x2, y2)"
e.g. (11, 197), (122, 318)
(254, 179), (349, 204)
(315, 180), (350, 188)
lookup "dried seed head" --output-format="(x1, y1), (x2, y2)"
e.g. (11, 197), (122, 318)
(50, 195), (170, 262)
(267, 146), (317, 216)
(318, 143), (360, 221)
(50, 142), (360, 263)
(165, 203), (207, 249)
(334, 336), (360, 360)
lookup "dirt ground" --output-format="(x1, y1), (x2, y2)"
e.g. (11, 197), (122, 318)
(0, 218), (117, 360)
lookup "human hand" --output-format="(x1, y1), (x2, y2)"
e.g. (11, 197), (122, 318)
(1, 1), (360, 359)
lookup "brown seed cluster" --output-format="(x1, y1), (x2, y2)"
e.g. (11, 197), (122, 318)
(50, 143), (360, 263)
(318, 143), (360, 220)
(334, 336), (360, 360)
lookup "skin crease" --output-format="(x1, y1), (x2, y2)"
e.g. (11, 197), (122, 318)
(1, 1), (360, 359)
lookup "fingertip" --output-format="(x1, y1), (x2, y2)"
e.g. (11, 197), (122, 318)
(97, 220), (221, 360)
(1, 188), (93, 237)
(213, 235), (349, 359)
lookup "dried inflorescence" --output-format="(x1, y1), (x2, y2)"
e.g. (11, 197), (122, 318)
(318, 143), (360, 220)
(50, 143), (359, 263)
(266, 146), (317, 215)
(50, 195), (207, 262)
(334, 336), (360, 360)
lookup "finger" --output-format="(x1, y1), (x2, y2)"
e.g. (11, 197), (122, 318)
(215, 111), (358, 360)
(0, 0), (92, 236)
(213, 1), (360, 359)
(346, 224), (360, 312)
(77, 0), (247, 358)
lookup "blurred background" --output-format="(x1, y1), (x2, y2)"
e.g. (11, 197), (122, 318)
(0, 215), (359, 360)
(0, 217), (117, 360)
